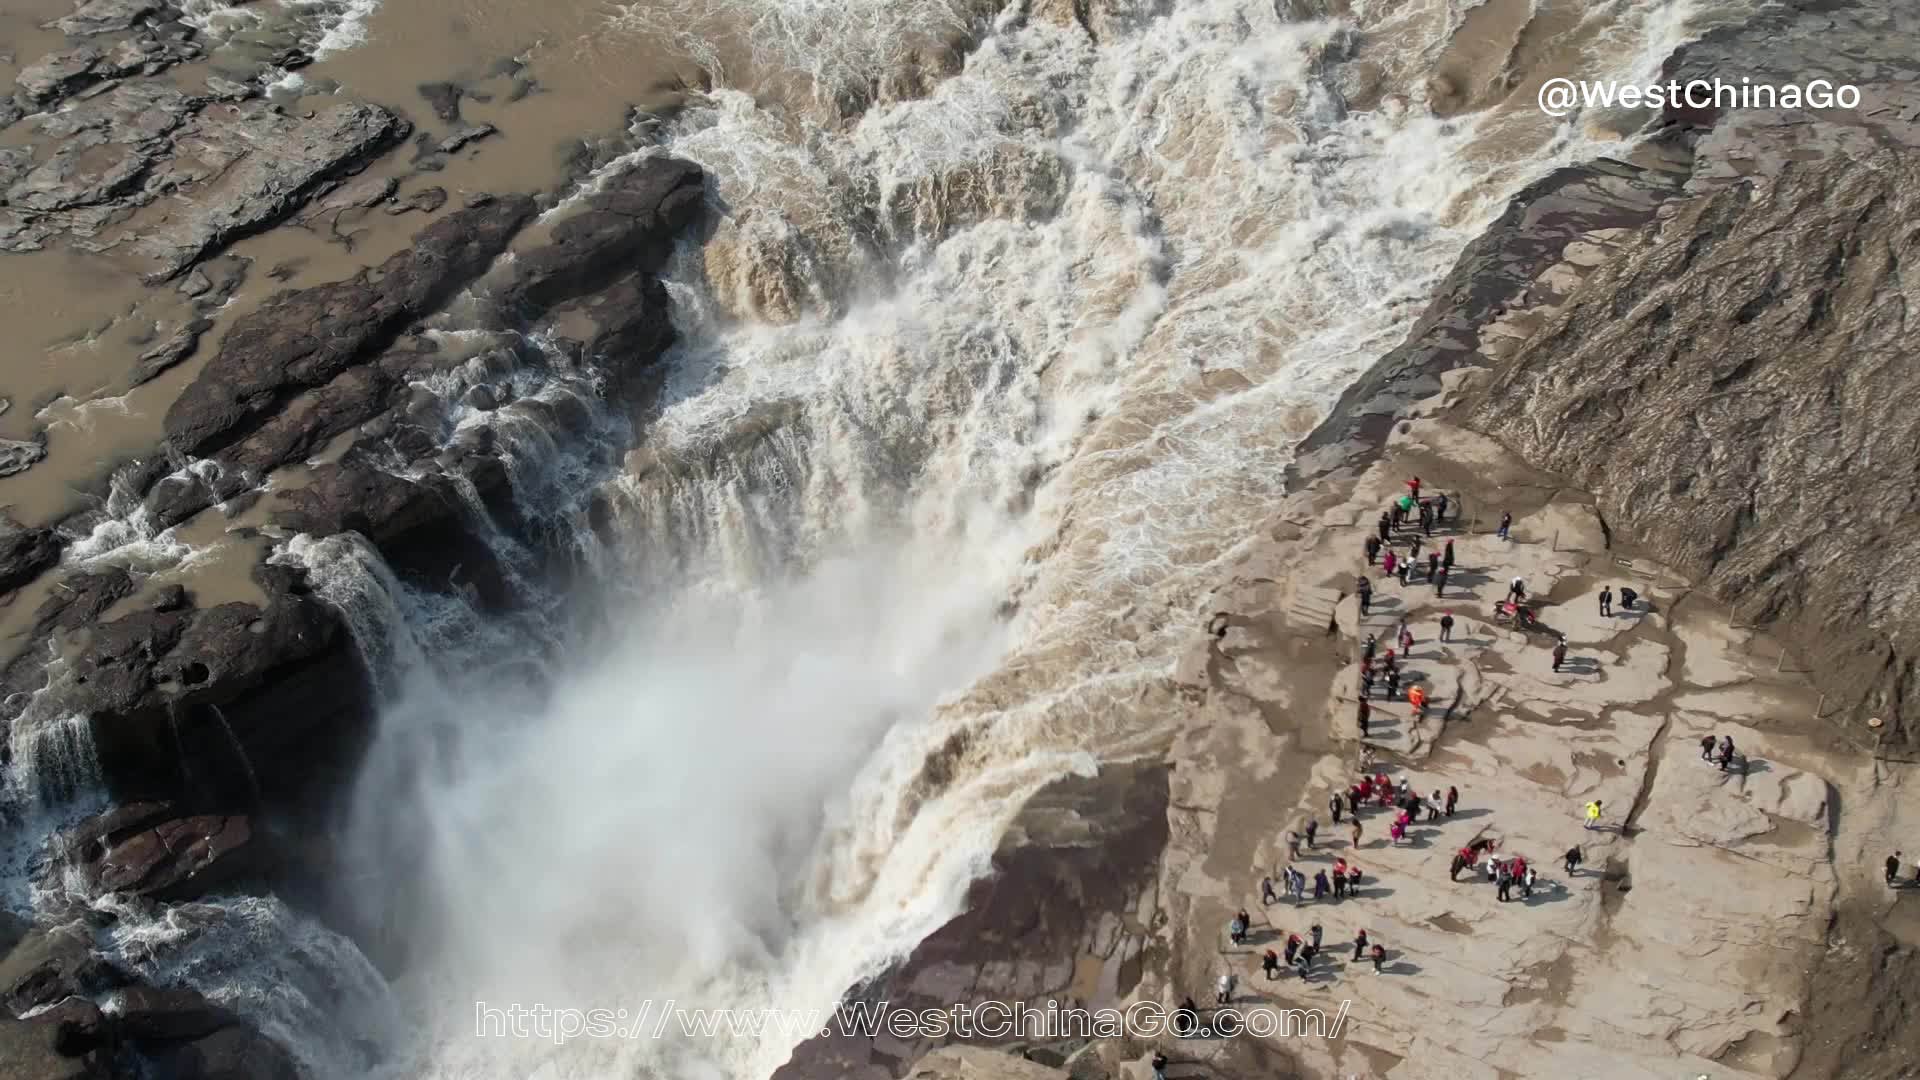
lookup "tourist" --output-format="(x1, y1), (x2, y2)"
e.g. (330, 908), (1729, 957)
(1409, 535), (1423, 562)
(1262, 948), (1281, 981)
(1216, 971), (1235, 1005)
(1888, 851), (1903, 886)
(1408, 476), (1422, 501)
(1564, 845), (1582, 876)
(1310, 923), (1323, 950)
(1352, 928), (1369, 961)
(1443, 537), (1455, 569)
(1174, 1000), (1198, 1037)
(1449, 849), (1467, 881)
(1358, 697), (1371, 737)
(1370, 943), (1387, 974)
(1496, 862), (1513, 902)
(1599, 586), (1613, 617)
(1439, 612), (1455, 642)
(1358, 577), (1373, 617)
(1408, 684), (1427, 719)
(1435, 567), (1448, 596)
(1385, 667), (1401, 701)
(1286, 830), (1301, 860)
(1152, 1051), (1170, 1080)
(1497, 510), (1512, 540)
(1350, 818), (1363, 849)
(1228, 911), (1248, 946)
(1445, 785), (1458, 816)
(1383, 550), (1397, 577)
(1398, 622), (1414, 653)
(1552, 638), (1567, 672)
(1346, 864), (1362, 895)
(1362, 632), (1378, 665)
(1584, 800), (1603, 830)
(1428, 551), (1440, 580)
(1365, 534), (1381, 565)
(1523, 866), (1538, 899)
(1435, 493), (1449, 522)
(1313, 869), (1330, 900)
(1284, 933), (1301, 964)
(1509, 576), (1527, 603)
(1378, 511), (1392, 544)
(1429, 790), (1445, 822)
(1718, 735), (1736, 773)
(1700, 734), (1716, 761)
(1261, 875), (1279, 905)
(1397, 558), (1412, 587)
(1360, 668), (1376, 700)
(1329, 791), (1343, 825)
(1619, 585), (1638, 610)
(1304, 818), (1318, 849)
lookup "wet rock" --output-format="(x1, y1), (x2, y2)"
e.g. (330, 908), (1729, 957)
(0, 562), (369, 808)
(129, 317), (212, 386)
(1458, 151), (1920, 746)
(383, 184), (447, 215)
(151, 583), (188, 612)
(0, 147), (32, 190)
(51, 0), (164, 36)
(204, 75), (254, 102)
(491, 156), (704, 320)
(0, 1014), (107, 1080)
(16, 47), (113, 103)
(60, 803), (259, 901)
(417, 80), (463, 123)
(270, 461), (513, 608)
(163, 195), (536, 457)
(0, 926), (129, 1016)
(437, 122), (494, 154)
(135, 101), (409, 279)
(8, 83), (198, 212)
(0, 438), (45, 478)
(312, 173), (397, 217)
(0, 511), (59, 594)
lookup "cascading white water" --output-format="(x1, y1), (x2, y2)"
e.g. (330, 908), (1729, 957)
(1, 0), (1768, 1076)
(283, 2), (1763, 1078)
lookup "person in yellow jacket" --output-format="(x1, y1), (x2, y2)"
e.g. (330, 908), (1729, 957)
(1584, 800), (1603, 830)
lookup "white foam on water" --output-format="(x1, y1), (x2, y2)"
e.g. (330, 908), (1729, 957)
(7, 0), (1765, 1076)
(345, 1), (1761, 1078)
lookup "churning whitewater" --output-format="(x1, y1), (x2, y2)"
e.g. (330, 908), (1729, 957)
(1, 0), (1758, 1076)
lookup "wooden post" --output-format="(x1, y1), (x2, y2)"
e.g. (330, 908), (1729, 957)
(1813, 693), (1826, 721)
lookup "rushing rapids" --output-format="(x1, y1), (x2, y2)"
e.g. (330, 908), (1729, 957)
(0, 0), (1767, 1076)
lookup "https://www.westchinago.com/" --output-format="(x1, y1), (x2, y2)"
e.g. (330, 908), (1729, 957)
(474, 999), (1352, 1046)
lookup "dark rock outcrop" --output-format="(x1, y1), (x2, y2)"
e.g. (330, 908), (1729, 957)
(1, 561), (371, 809)
(162, 196), (538, 458)
(491, 156), (705, 318)
(0, 514), (60, 594)
(0, 925), (297, 1080)
(1458, 151), (1920, 744)
(775, 763), (1168, 1080)
(59, 802), (260, 902)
